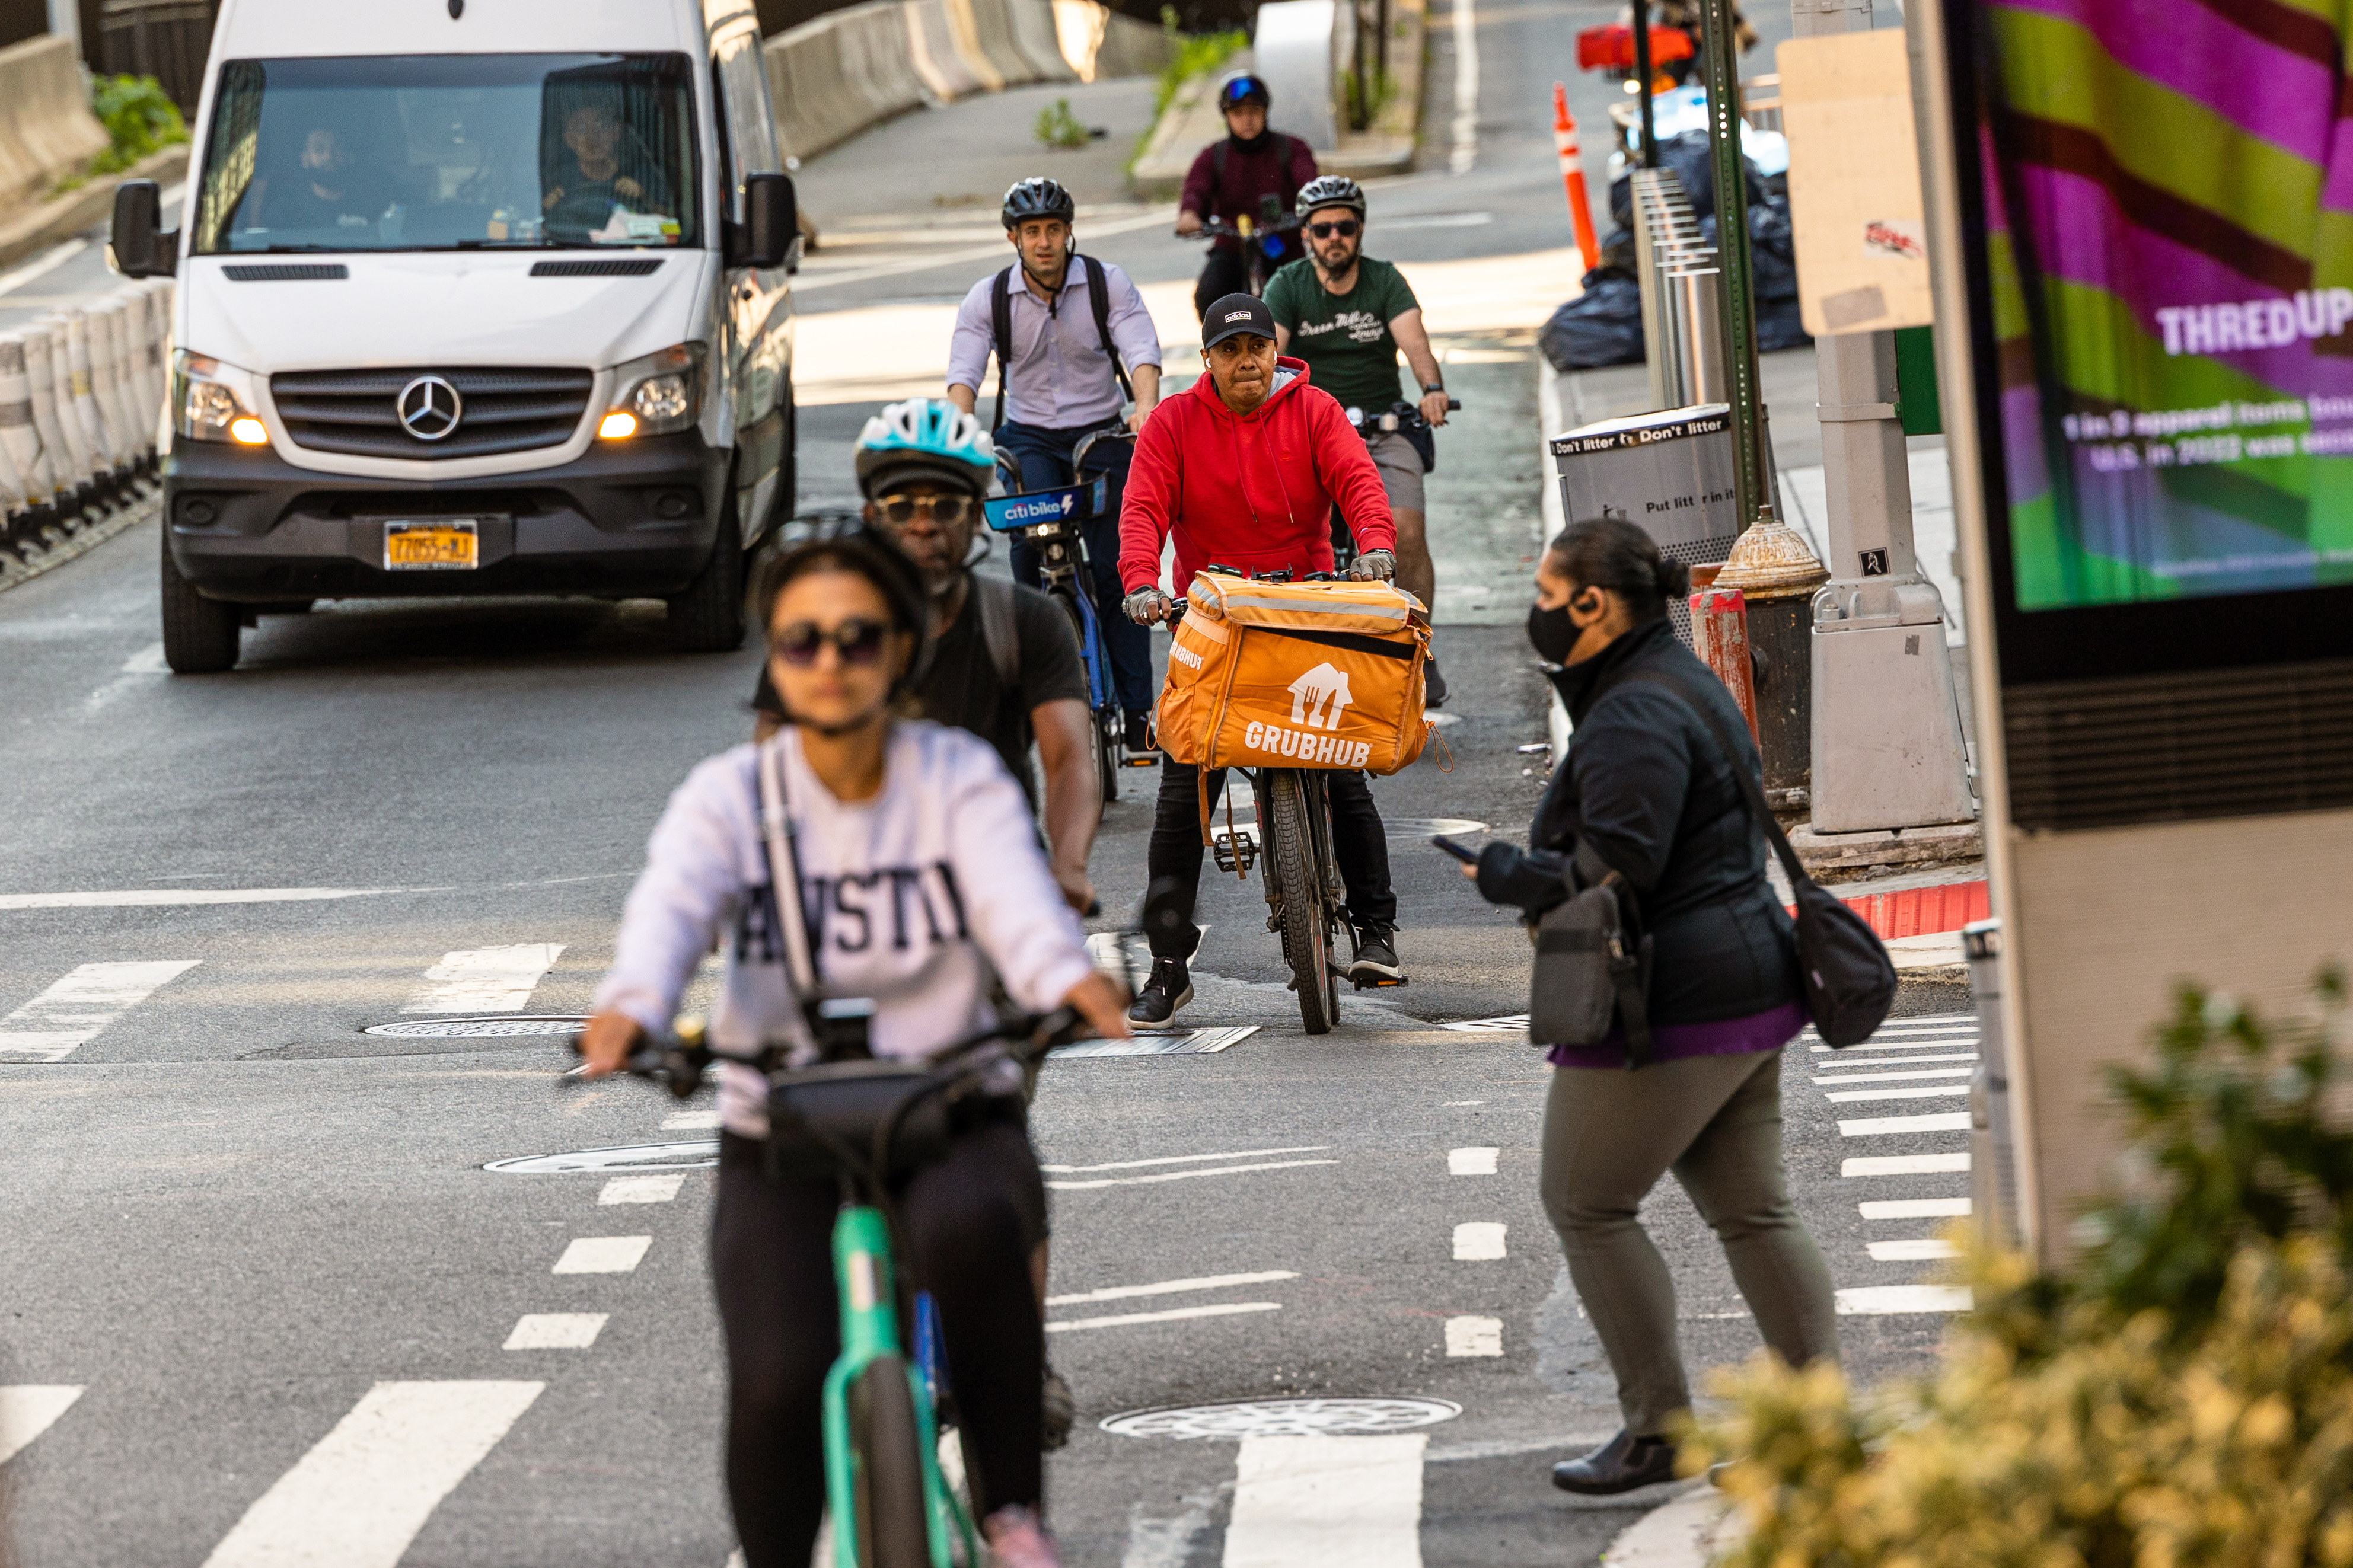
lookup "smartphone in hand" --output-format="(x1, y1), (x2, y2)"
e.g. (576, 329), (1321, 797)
(1429, 835), (1480, 866)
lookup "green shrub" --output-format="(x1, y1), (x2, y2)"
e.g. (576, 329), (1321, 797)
(1034, 97), (1090, 151)
(88, 74), (187, 176)
(1151, 8), (1249, 122)
(1686, 970), (2353, 1567)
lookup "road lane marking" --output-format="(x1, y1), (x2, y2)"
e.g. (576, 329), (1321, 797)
(404, 945), (563, 1014)
(1816, 1053), (1979, 1070)
(1811, 1068), (1975, 1085)
(503, 1314), (607, 1350)
(200, 1381), (541, 1568)
(1860, 1197), (1971, 1219)
(0, 960), (200, 1062)
(1867, 1239), (1959, 1262)
(1823, 1085), (1972, 1103)
(1444, 1316), (1501, 1356)
(0, 887), (391, 909)
(1447, 1147), (1498, 1176)
(0, 238), (87, 299)
(1442, 1099), (1485, 1105)
(1047, 1302), (1281, 1333)
(1042, 1145), (1329, 1174)
(1046, 1270), (1298, 1307)
(1813, 1039), (1978, 1052)
(1048, 1160), (1337, 1191)
(1839, 1112), (1972, 1137)
(1452, 1222), (1506, 1260)
(1223, 1433), (1426, 1567)
(1448, 0), (1479, 176)
(661, 1110), (720, 1131)
(1843, 1153), (1969, 1177)
(1835, 1285), (1972, 1314)
(599, 1175), (685, 1205)
(0, 1385), (82, 1465)
(553, 1237), (651, 1274)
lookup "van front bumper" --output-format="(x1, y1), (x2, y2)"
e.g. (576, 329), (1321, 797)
(163, 433), (731, 602)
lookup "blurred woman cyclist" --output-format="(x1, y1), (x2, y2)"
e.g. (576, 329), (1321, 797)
(576, 526), (1130, 1568)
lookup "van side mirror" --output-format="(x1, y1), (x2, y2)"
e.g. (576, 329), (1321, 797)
(729, 172), (795, 271)
(111, 180), (178, 278)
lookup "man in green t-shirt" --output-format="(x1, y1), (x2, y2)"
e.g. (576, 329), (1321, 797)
(1264, 175), (1453, 703)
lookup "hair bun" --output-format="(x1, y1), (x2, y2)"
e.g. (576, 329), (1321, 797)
(1654, 557), (1692, 600)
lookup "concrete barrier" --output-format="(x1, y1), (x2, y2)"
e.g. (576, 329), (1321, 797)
(20, 323), (71, 506)
(907, 0), (992, 101)
(980, 0), (1079, 85)
(0, 36), (109, 209)
(1088, 10), (1180, 79)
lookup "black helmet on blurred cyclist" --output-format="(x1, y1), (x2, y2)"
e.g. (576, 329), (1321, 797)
(1216, 72), (1271, 113)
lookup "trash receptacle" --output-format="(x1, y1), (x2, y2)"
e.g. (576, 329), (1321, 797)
(1548, 404), (1743, 643)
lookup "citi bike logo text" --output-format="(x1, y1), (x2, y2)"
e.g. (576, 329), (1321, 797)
(996, 492), (1076, 524)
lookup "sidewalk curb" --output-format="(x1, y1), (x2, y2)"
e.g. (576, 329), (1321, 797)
(1601, 1484), (1732, 1566)
(0, 487), (158, 596)
(0, 145), (188, 274)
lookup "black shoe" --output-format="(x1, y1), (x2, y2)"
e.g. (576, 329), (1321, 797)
(1348, 922), (1402, 985)
(1549, 1430), (1680, 1496)
(1123, 713), (1152, 752)
(1423, 656), (1449, 708)
(1128, 957), (1192, 1024)
(1042, 1363), (1074, 1451)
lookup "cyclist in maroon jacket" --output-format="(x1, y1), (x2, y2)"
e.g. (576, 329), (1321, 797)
(1174, 72), (1319, 318)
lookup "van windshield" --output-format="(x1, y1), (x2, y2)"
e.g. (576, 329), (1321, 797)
(191, 53), (701, 254)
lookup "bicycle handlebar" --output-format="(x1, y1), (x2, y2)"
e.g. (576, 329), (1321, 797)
(563, 1008), (1091, 1098)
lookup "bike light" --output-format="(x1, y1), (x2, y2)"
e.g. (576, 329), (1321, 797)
(598, 410), (637, 440)
(604, 342), (705, 437)
(173, 351), (266, 443)
(229, 417), (267, 445)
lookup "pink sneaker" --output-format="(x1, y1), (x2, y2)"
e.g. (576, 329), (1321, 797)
(981, 1504), (1062, 1568)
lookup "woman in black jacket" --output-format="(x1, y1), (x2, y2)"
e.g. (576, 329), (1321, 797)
(1471, 517), (1837, 1495)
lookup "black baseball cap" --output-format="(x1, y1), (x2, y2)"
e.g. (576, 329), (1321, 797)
(1202, 293), (1276, 349)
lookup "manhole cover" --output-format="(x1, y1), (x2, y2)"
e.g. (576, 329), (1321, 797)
(364, 1015), (586, 1039)
(484, 1140), (718, 1174)
(1382, 817), (1486, 837)
(1102, 1396), (1461, 1441)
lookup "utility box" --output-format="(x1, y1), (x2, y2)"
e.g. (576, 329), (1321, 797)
(1548, 404), (1745, 625)
(1810, 580), (1976, 831)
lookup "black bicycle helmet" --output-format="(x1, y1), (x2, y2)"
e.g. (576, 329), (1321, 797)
(1217, 71), (1271, 112)
(1295, 174), (1367, 222)
(1000, 177), (1076, 229)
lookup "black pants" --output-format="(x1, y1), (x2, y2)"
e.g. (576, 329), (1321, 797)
(1194, 248), (1252, 317)
(712, 1124), (1049, 1567)
(1147, 758), (1397, 958)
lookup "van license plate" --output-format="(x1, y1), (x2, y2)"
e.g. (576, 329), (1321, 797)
(384, 520), (480, 570)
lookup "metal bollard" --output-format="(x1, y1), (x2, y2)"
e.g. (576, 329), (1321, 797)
(29, 319), (90, 517)
(1689, 583), (1760, 740)
(1964, 918), (2016, 1250)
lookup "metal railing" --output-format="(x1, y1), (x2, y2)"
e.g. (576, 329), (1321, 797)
(94, 0), (218, 113)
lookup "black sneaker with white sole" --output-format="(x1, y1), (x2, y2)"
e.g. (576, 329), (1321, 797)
(1123, 713), (1152, 752)
(1128, 957), (1193, 1024)
(1348, 922), (1404, 985)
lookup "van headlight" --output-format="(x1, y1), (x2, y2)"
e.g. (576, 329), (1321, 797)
(602, 343), (706, 439)
(174, 352), (268, 445)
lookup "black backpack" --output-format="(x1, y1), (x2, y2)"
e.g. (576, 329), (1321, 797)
(990, 253), (1130, 430)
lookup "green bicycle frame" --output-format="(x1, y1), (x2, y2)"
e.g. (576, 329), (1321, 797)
(820, 1204), (978, 1567)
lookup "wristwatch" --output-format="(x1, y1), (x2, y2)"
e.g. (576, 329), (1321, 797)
(1422, 381), (1446, 395)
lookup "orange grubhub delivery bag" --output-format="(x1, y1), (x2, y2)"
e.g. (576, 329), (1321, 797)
(1156, 570), (1433, 783)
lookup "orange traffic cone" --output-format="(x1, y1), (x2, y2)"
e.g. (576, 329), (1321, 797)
(1552, 82), (1601, 276)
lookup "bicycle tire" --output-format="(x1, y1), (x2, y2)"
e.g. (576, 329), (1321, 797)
(1095, 709), (1120, 807)
(1056, 590), (1120, 812)
(1265, 771), (1337, 1034)
(848, 1357), (933, 1568)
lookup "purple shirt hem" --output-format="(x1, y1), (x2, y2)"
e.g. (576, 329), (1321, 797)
(1547, 998), (1808, 1070)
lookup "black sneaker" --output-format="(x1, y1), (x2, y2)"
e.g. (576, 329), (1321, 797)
(1042, 1363), (1074, 1451)
(1349, 922), (1403, 985)
(1423, 656), (1449, 709)
(1549, 1429), (1680, 1495)
(1128, 957), (1193, 1024)
(1123, 712), (1152, 752)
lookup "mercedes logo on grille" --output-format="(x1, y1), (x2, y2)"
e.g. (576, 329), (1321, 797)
(396, 375), (463, 442)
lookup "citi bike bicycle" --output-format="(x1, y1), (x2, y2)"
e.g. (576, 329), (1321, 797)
(572, 1005), (1088, 1568)
(984, 427), (1144, 808)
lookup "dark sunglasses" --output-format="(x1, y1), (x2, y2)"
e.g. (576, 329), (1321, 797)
(1309, 219), (1360, 239)
(874, 493), (975, 526)
(771, 618), (892, 666)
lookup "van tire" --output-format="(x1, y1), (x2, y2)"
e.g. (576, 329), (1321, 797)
(160, 531), (241, 673)
(668, 493), (746, 653)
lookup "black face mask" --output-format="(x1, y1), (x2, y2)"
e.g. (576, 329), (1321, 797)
(1526, 602), (1580, 664)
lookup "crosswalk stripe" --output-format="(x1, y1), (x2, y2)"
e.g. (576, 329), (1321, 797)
(1815, 1055), (1979, 1072)
(1839, 1112), (1972, 1137)
(0, 960), (200, 1061)
(553, 1237), (650, 1274)
(1045, 1270), (1298, 1307)
(1812, 1068), (1974, 1085)
(1860, 1197), (1972, 1219)
(1452, 1222), (1506, 1260)
(1843, 1152), (1970, 1177)
(1222, 1434), (1427, 1567)
(402, 945), (563, 1014)
(1823, 1085), (1972, 1103)
(1444, 1316), (1501, 1356)
(1867, 1239), (1959, 1262)
(0, 1385), (82, 1465)
(503, 1314), (607, 1350)
(200, 1381), (543, 1568)
(1447, 1146), (1498, 1176)
(598, 1175), (684, 1205)
(1047, 1301), (1281, 1333)
(1835, 1285), (1972, 1315)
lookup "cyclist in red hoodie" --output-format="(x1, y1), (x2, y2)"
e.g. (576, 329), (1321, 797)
(1115, 293), (1406, 1024)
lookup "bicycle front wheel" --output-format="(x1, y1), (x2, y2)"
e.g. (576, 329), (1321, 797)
(847, 1357), (933, 1568)
(1265, 769), (1340, 1034)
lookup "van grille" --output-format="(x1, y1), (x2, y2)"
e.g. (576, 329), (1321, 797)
(271, 366), (595, 460)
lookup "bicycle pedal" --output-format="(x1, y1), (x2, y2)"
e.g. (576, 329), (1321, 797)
(1353, 974), (1410, 989)
(1121, 753), (1158, 767)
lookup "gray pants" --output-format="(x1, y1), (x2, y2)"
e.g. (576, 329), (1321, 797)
(1539, 1049), (1838, 1435)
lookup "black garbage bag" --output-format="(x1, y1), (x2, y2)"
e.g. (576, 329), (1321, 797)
(1607, 129), (1768, 232)
(1749, 195), (1797, 302)
(1756, 295), (1810, 352)
(1540, 270), (1647, 372)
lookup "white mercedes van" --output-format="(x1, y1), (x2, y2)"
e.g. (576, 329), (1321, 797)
(111, 0), (798, 673)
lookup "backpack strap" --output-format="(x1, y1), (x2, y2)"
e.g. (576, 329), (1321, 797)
(1618, 670), (1817, 896)
(1079, 253), (1132, 403)
(990, 265), (1015, 431)
(973, 574), (1021, 692)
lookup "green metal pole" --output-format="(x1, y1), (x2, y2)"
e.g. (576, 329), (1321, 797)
(1699, 0), (1769, 528)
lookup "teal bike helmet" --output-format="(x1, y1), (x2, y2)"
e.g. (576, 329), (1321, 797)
(852, 397), (997, 498)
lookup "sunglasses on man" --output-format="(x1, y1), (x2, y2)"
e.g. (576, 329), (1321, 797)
(1309, 219), (1360, 239)
(771, 617), (892, 667)
(873, 493), (977, 526)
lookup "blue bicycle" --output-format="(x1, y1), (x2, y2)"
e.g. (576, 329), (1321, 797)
(984, 428), (1143, 809)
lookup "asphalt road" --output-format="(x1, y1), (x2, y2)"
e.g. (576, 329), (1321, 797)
(0, 1), (1985, 1563)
